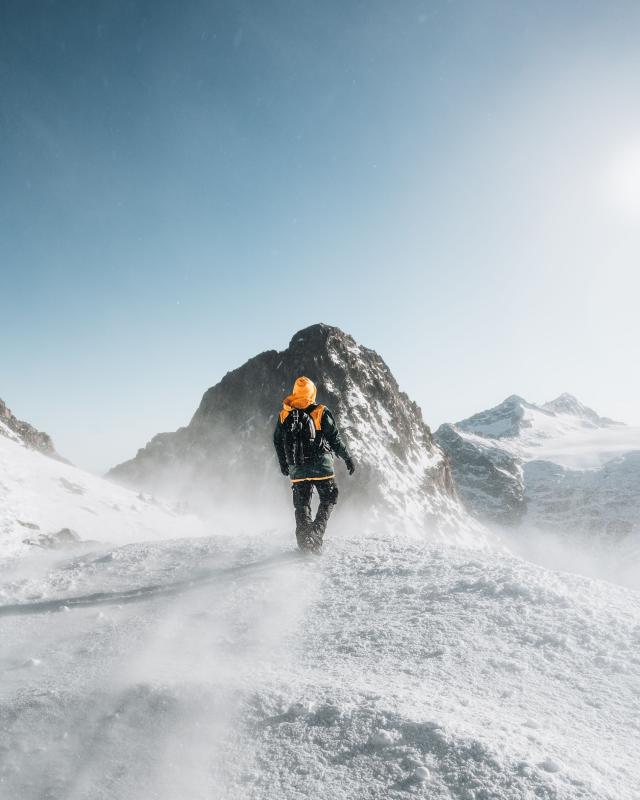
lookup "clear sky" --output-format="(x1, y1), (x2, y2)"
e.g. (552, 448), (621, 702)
(2, 0), (640, 472)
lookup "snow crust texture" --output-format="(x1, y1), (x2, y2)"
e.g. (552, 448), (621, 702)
(0, 532), (638, 800)
(3, 355), (639, 799)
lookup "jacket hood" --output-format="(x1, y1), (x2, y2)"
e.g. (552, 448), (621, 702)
(282, 376), (317, 411)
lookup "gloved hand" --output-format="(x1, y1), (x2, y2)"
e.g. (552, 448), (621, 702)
(344, 457), (355, 475)
(280, 463), (289, 476)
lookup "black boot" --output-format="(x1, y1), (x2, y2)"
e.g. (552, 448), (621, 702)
(292, 482), (313, 551)
(311, 479), (339, 548)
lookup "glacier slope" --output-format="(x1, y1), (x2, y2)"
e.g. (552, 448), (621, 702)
(0, 529), (638, 800)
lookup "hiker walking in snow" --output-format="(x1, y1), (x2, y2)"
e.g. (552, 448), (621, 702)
(273, 376), (355, 553)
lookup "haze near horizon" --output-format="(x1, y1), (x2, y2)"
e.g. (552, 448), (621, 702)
(1, 0), (639, 471)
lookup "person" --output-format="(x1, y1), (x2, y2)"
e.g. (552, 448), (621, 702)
(273, 376), (355, 552)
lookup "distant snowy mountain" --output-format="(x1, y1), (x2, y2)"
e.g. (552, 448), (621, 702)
(0, 422), (205, 561)
(434, 422), (524, 524)
(435, 394), (640, 546)
(455, 392), (621, 447)
(540, 392), (620, 427)
(110, 324), (477, 540)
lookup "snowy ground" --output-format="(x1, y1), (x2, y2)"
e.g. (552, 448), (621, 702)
(1, 432), (638, 798)
(1, 526), (639, 800)
(0, 434), (206, 559)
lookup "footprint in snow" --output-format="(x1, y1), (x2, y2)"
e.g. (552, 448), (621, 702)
(369, 729), (399, 748)
(413, 766), (430, 782)
(539, 757), (562, 773)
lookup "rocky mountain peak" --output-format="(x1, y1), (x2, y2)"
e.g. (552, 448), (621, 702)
(288, 322), (354, 351)
(110, 324), (470, 537)
(455, 394), (540, 440)
(541, 393), (620, 427)
(502, 394), (528, 406)
(0, 398), (60, 458)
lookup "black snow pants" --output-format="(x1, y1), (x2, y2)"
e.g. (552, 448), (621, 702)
(291, 478), (339, 548)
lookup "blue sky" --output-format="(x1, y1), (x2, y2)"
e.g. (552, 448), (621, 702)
(2, 0), (639, 471)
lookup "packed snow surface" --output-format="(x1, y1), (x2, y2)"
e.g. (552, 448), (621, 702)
(1, 425), (639, 798)
(1, 527), (639, 799)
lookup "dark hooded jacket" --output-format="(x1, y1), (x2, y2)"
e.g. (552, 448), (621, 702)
(273, 377), (351, 481)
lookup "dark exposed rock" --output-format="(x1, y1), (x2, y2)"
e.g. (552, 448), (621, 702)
(17, 520), (40, 530)
(23, 528), (80, 549)
(0, 398), (63, 459)
(434, 424), (525, 524)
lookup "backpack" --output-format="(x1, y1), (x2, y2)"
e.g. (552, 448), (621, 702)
(282, 408), (317, 466)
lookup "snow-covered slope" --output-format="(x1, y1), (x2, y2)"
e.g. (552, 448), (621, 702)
(110, 324), (475, 540)
(435, 394), (640, 548)
(0, 431), (206, 561)
(2, 387), (638, 798)
(0, 530), (638, 799)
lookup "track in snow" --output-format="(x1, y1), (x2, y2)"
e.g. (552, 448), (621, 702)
(0, 531), (639, 800)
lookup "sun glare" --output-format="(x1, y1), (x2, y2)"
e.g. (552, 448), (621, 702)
(605, 142), (640, 221)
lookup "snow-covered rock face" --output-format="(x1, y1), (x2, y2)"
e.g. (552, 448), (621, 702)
(540, 393), (620, 427)
(435, 394), (640, 548)
(455, 393), (619, 446)
(109, 324), (472, 539)
(455, 394), (540, 440)
(434, 423), (524, 524)
(0, 397), (59, 458)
